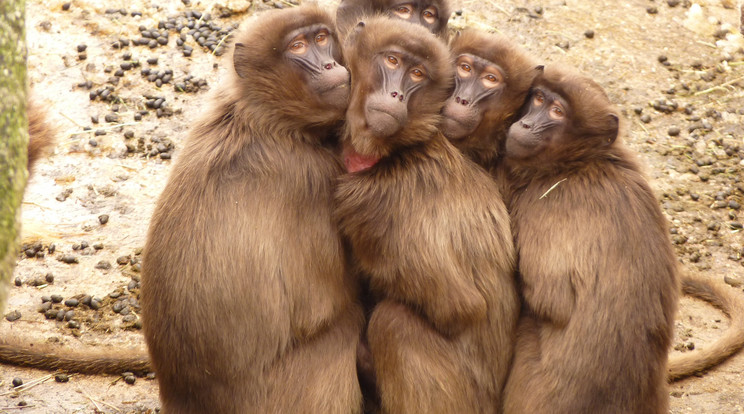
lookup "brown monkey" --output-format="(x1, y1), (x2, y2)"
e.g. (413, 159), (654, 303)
(335, 18), (518, 414)
(501, 65), (678, 413)
(336, 0), (451, 40)
(141, 5), (363, 414)
(439, 33), (744, 385)
(441, 29), (540, 170)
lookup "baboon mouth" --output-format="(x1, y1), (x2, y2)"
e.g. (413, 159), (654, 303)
(318, 80), (348, 94)
(442, 116), (476, 140)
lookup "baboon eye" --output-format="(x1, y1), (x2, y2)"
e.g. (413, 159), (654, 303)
(410, 67), (426, 81)
(315, 30), (329, 45)
(457, 62), (472, 78)
(481, 71), (503, 88)
(393, 4), (413, 18)
(385, 55), (400, 69)
(422, 7), (437, 24)
(288, 35), (308, 54)
(533, 92), (545, 106)
(550, 104), (566, 120)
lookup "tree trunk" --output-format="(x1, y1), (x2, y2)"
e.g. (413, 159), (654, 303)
(0, 0), (28, 313)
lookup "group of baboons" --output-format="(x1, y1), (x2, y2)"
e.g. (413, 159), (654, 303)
(11, 0), (744, 413)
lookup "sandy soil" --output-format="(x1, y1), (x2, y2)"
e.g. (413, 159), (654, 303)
(1, 0), (743, 412)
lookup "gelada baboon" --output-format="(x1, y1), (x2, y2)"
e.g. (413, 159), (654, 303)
(441, 29), (540, 170)
(336, 0), (451, 39)
(335, 17), (518, 414)
(501, 64), (679, 413)
(141, 5), (362, 413)
(438, 34), (744, 385)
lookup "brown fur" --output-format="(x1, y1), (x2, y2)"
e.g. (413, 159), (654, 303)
(0, 340), (149, 376)
(502, 65), (678, 414)
(444, 30), (539, 169)
(336, 0), (451, 40)
(141, 6), (363, 413)
(26, 98), (55, 174)
(335, 18), (517, 414)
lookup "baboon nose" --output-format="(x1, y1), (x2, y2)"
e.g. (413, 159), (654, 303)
(520, 121), (531, 129)
(455, 97), (469, 105)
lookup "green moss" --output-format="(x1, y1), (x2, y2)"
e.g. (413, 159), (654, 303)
(0, 0), (28, 311)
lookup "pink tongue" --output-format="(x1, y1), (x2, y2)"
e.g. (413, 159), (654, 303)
(343, 144), (380, 173)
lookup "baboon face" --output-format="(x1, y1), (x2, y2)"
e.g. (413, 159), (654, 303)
(385, 1), (445, 34)
(283, 24), (350, 112)
(505, 87), (570, 160)
(441, 54), (506, 140)
(363, 46), (431, 138)
(233, 8), (351, 124)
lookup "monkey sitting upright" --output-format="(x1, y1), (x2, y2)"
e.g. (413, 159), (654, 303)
(335, 18), (518, 414)
(439, 31), (744, 384)
(141, 5), (363, 413)
(502, 64), (678, 414)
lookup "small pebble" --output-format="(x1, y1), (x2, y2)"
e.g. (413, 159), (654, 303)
(55, 374), (69, 383)
(58, 255), (79, 264)
(667, 127), (680, 136)
(63, 310), (75, 321)
(96, 261), (112, 270)
(647, 6), (658, 14)
(640, 114), (651, 123)
(14, 277), (22, 287)
(124, 375), (136, 385)
(61, 2), (71, 11)
(5, 310), (21, 322)
(77, 44), (87, 52)
(99, 214), (110, 225)
(68, 320), (80, 329)
(64, 298), (79, 307)
(584, 30), (594, 39)
(51, 294), (63, 303)
(724, 276), (742, 288)
(12, 378), (23, 387)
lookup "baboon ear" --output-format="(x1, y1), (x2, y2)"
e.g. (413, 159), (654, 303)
(233, 42), (249, 78)
(606, 113), (619, 144)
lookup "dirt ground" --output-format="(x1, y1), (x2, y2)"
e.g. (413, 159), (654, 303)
(2, 0), (743, 412)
